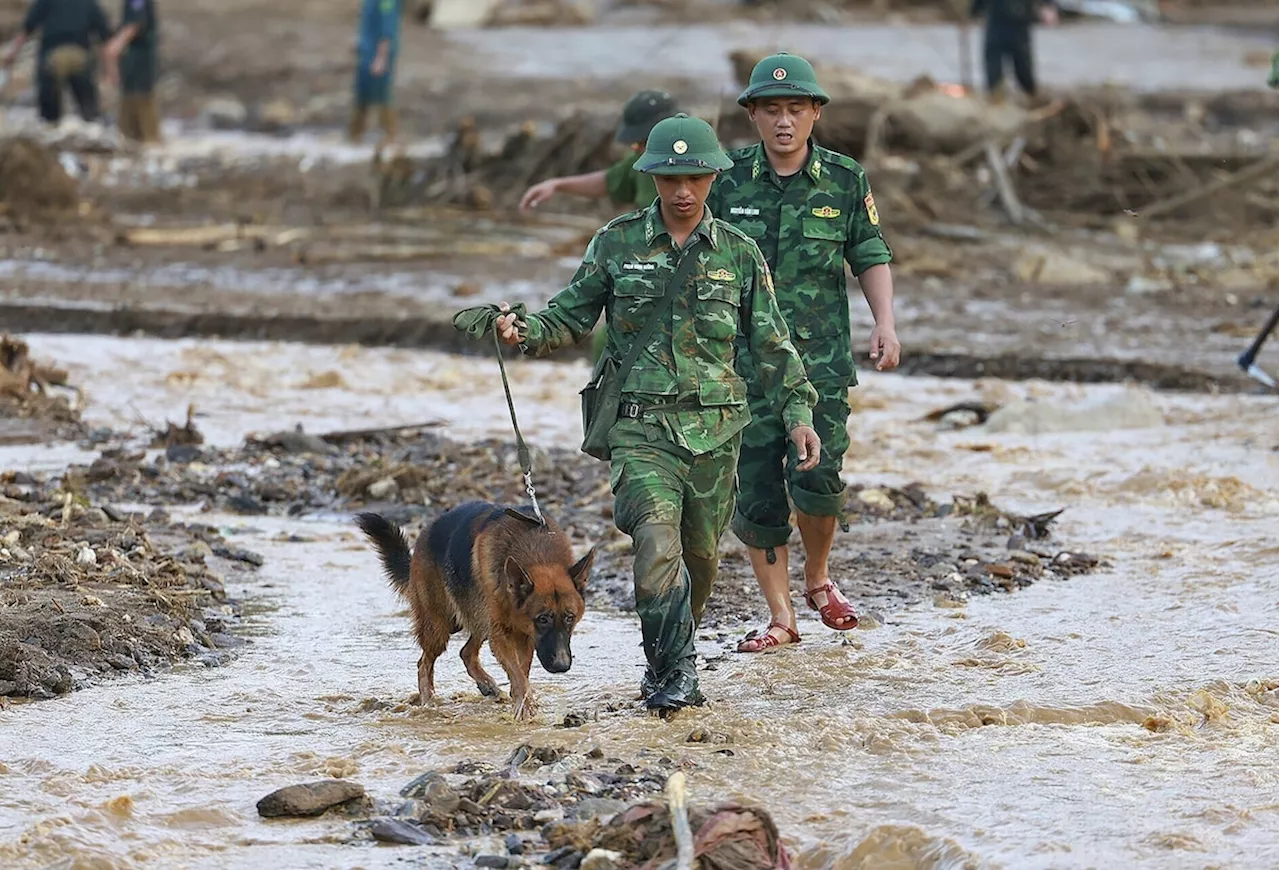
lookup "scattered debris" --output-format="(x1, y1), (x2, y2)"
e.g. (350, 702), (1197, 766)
(0, 483), (253, 700)
(0, 137), (82, 225)
(0, 334), (81, 443)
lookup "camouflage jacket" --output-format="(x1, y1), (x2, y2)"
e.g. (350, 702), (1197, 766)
(520, 201), (817, 455)
(706, 140), (893, 392)
(604, 151), (659, 209)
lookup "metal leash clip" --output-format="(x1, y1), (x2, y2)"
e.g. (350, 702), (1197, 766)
(523, 471), (544, 525)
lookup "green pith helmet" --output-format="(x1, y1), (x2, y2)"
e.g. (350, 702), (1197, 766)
(635, 113), (733, 175)
(616, 89), (679, 144)
(737, 51), (830, 106)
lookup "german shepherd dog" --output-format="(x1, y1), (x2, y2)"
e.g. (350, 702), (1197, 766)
(356, 503), (595, 721)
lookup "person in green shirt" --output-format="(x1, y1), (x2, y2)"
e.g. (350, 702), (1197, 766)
(519, 89), (678, 213)
(706, 52), (901, 652)
(494, 114), (820, 714)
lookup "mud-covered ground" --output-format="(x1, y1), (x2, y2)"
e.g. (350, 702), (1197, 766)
(0, 488), (256, 701)
(8, 423), (1101, 634)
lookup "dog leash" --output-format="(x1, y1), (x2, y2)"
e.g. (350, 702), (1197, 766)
(492, 329), (545, 526)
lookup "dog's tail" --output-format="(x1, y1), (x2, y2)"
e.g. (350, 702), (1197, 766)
(355, 512), (412, 592)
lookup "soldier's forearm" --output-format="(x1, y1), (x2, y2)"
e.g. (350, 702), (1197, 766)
(856, 263), (895, 327)
(550, 170), (609, 200)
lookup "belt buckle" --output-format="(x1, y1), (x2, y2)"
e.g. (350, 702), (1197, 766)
(620, 402), (641, 419)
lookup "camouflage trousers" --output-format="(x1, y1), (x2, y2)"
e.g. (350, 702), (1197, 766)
(608, 419), (740, 686)
(731, 385), (850, 550)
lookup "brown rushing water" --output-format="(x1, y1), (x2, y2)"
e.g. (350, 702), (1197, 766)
(0, 334), (1276, 869)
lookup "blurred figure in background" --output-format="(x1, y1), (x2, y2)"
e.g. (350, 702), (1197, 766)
(349, 0), (402, 144)
(970, 0), (1058, 102)
(520, 89), (680, 362)
(103, 0), (161, 143)
(2, 0), (111, 125)
(519, 89), (679, 214)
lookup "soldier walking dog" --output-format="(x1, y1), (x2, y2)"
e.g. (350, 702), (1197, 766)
(490, 114), (820, 714)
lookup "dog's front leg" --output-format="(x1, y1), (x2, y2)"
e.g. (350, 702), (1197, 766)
(492, 636), (537, 722)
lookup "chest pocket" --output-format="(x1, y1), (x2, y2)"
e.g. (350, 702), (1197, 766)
(611, 274), (664, 334)
(793, 217), (848, 340)
(695, 280), (741, 343)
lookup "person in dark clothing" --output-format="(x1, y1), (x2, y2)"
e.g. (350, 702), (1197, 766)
(2, 0), (111, 124)
(970, 0), (1058, 100)
(103, 0), (161, 142)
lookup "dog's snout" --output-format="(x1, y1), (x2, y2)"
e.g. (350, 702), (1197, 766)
(538, 641), (573, 673)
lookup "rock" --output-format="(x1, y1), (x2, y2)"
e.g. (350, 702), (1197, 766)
(256, 779), (365, 818)
(204, 97), (248, 130)
(856, 488), (896, 512)
(399, 771), (460, 815)
(1009, 550), (1042, 567)
(506, 833), (525, 855)
(211, 545), (265, 567)
(1014, 250), (1111, 285)
(369, 816), (436, 845)
(985, 389), (1164, 435)
(256, 427), (337, 455)
(1124, 275), (1174, 296)
(430, 0), (503, 28)
(226, 494), (268, 515)
(569, 797), (628, 820)
(580, 849), (624, 870)
(256, 99), (297, 130)
(80, 507), (108, 527)
(75, 545), (96, 566)
(367, 477), (399, 500)
(585, 747), (604, 760)
(986, 563), (1015, 579)
(475, 856), (510, 869)
(165, 443), (202, 463)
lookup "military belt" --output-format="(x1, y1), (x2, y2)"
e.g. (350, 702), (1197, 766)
(619, 400), (699, 419)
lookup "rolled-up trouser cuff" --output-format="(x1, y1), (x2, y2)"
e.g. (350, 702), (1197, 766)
(791, 480), (847, 518)
(731, 509), (791, 550)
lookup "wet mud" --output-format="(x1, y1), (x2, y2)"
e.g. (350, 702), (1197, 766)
(0, 486), (255, 702)
(13, 422), (1102, 633)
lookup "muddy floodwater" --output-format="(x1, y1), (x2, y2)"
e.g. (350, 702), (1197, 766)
(0, 333), (1275, 869)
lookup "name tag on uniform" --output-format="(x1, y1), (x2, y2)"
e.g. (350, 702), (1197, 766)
(811, 206), (840, 218)
(621, 262), (657, 272)
(706, 269), (735, 281)
(728, 206), (760, 216)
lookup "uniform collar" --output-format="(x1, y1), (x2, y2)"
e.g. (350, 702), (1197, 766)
(644, 199), (719, 250)
(750, 139), (823, 185)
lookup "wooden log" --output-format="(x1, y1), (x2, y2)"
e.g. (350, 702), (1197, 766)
(1137, 155), (1279, 222)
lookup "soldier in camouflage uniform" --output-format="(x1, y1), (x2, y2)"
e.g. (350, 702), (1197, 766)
(496, 114), (819, 713)
(707, 52), (900, 652)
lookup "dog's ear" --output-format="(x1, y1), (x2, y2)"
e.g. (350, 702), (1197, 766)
(504, 556), (533, 605)
(568, 547), (595, 596)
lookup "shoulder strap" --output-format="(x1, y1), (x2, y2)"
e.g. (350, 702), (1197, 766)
(614, 236), (708, 384)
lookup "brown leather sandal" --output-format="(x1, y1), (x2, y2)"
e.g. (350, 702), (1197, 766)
(736, 621), (801, 653)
